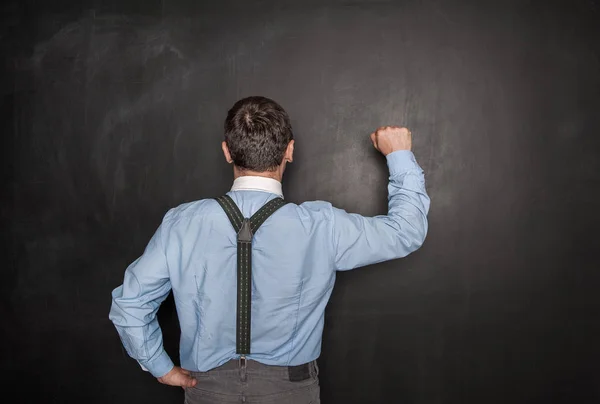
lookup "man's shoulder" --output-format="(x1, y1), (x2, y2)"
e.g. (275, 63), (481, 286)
(162, 198), (220, 224)
(290, 200), (334, 220)
(296, 200), (333, 211)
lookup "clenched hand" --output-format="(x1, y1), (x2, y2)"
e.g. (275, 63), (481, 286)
(370, 126), (412, 155)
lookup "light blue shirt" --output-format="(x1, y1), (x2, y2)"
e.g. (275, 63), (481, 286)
(109, 150), (430, 377)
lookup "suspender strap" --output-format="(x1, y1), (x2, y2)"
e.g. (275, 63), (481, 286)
(215, 195), (243, 232)
(214, 195), (287, 354)
(250, 198), (287, 232)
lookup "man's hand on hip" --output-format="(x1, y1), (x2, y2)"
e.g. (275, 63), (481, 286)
(157, 366), (197, 389)
(370, 126), (412, 155)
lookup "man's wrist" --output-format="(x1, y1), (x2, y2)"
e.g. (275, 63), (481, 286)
(140, 350), (175, 378)
(386, 150), (419, 176)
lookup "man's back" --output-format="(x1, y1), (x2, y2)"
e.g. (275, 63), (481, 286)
(110, 150), (428, 377)
(166, 190), (336, 372)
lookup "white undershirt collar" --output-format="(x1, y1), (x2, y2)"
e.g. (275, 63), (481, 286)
(230, 176), (283, 198)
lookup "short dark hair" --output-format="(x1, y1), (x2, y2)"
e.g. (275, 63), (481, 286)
(224, 96), (293, 172)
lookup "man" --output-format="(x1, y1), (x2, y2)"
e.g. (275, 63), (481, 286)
(109, 96), (430, 403)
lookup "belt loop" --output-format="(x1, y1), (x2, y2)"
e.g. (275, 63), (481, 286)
(239, 356), (247, 382)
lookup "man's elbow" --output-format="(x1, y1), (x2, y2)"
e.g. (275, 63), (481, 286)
(412, 229), (427, 252)
(400, 216), (428, 255)
(415, 216), (428, 248)
(415, 214), (429, 248)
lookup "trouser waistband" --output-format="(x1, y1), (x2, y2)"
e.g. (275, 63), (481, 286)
(194, 358), (318, 383)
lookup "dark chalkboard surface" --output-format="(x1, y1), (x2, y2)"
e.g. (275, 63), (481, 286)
(3, 0), (600, 403)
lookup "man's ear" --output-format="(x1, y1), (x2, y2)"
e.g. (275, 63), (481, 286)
(222, 141), (233, 164)
(285, 140), (294, 163)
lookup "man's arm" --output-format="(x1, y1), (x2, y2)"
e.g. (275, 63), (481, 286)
(332, 126), (430, 270)
(108, 223), (175, 377)
(109, 220), (198, 388)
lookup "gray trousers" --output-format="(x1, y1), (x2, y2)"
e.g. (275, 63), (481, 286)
(184, 359), (320, 404)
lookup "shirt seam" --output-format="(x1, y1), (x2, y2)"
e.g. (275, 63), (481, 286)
(286, 279), (305, 365)
(329, 203), (337, 271)
(157, 217), (171, 278)
(128, 271), (149, 360)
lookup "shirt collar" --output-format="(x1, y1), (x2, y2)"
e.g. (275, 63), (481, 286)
(230, 176), (283, 198)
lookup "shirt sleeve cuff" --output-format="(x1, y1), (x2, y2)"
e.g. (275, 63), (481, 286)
(140, 350), (174, 378)
(386, 150), (421, 176)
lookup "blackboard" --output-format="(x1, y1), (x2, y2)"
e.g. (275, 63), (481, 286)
(3, 0), (600, 402)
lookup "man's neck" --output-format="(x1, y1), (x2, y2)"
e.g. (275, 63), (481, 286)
(233, 166), (283, 182)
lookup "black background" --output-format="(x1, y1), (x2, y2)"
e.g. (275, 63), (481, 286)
(3, 0), (600, 403)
